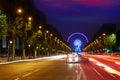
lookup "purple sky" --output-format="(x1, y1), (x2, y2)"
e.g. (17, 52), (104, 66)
(33, 0), (120, 42)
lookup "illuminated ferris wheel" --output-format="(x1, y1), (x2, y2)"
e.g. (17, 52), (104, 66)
(67, 32), (89, 52)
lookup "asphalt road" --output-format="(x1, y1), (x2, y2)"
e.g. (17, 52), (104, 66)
(0, 56), (80, 80)
(0, 54), (119, 80)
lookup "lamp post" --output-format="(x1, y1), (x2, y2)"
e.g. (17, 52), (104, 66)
(26, 16), (32, 30)
(42, 47), (44, 56)
(28, 44), (31, 58)
(44, 30), (49, 55)
(17, 8), (26, 59)
(49, 33), (53, 55)
(10, 9), (22, 61)
(34, 46), (39, 58)
(8, 40), (12, 61)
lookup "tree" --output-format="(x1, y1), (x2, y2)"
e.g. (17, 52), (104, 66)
(104, 33), (116, 53)
(0, 10), (8, 37)
(0, 10), (8, 56)
(10, 14), (26, 60)
(15, 16), (26, 59)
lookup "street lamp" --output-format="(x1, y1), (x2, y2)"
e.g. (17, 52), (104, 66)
(8, 40), (12, 61)
(103, 33), (106, 36)
(46, 30), (49, 34)
(42, 47), (44, 50)
(28, 44), (31, 58)
(10, 40), (13, 44)
(39, 26), (42, 29)
(50, 33), (53, 37)
(28, 17), (32, 21)
(17, 8), (22, 14)
(28, 44), (31, 47)
(99, 36), (101, 39)
(36, 46), (38, 49)
(26, 16), (32, 30)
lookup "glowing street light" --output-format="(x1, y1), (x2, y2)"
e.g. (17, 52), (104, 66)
(42, 47), (44, 50)
(99, 36), (101, 39)
(10, 40), (13, 44)
(50, 33), (53, 37)
(17, 8), (22, 14)
(36, 46), (38, 49)
(28, 17), (32, 21)
(46, 30), (49, 34)
(28, 44), (31, 47)
(103, 33), (106, 36)
(39, 26), (42, 29)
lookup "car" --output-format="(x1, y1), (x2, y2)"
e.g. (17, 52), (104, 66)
(66, 53), (80, 63)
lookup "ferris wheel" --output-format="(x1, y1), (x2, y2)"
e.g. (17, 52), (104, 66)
(67, 32), (89, 52)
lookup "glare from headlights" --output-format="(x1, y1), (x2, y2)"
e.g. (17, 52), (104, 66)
(75, 57), (79, 61)
(69, 57), (73, 62)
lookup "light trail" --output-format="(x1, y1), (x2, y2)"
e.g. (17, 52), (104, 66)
(0, 55), (67, 65)
(89, 58), (120, 76)
(115, 61), (120, 65)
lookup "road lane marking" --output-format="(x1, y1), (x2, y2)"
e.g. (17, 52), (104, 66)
(14, 78), (20, 80)
(22, 69), (40, 78)
(78, 64), (87, 80)
(14, 69), (40, 80)
(22, 72), (32, 77)
(93, 68), (104, 79)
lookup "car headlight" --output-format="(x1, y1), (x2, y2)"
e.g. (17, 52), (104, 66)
(75, 57), (79, 61)
(68, 58), (72, 62)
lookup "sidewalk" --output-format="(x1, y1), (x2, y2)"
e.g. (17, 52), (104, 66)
(0, 54), (62, 63)
(0, 56), (29, 63)
(0, 54), (66, 64)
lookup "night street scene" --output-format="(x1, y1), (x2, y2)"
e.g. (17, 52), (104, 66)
(0, 0), (120, 80)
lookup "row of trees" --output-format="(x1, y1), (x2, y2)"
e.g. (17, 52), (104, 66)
(84, 33), (116, 53)
(0, 9), (71, 61)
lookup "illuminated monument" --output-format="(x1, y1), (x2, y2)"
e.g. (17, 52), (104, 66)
(73, 39), (82, 52)
(67, 32), (89, 52)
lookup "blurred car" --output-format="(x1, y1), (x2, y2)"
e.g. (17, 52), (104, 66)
(66, 53), (80, 63)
